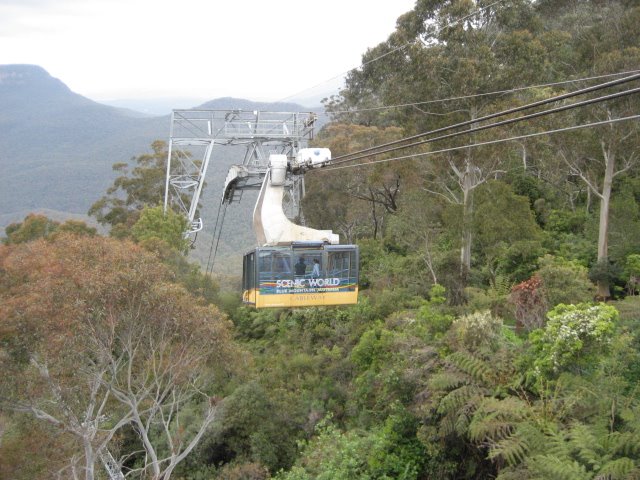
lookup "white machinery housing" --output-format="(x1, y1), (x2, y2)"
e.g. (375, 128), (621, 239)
(253, 154), (338, 246)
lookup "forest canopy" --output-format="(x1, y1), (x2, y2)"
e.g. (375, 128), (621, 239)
(2, 0), (640, 479)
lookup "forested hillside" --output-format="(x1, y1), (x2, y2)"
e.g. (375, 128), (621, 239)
(0, 65), (316, 243)
(0, 65), (169, 227)
(2, 1), (640, 479)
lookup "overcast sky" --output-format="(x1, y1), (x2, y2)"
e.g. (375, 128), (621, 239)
(0, 0), (416, 102)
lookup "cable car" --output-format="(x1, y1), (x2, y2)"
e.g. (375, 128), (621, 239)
(237, 152), (359, 308)
(242, 242), (359, 308)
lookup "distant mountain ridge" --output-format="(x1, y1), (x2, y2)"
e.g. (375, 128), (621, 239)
(199, 96), (321, 112)
(0, 64), (316, 232)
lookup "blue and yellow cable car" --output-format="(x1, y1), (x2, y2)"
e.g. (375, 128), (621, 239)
(242, 242), (359, 308)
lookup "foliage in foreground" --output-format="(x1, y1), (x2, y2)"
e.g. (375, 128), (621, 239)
(0, 235), (237, 479)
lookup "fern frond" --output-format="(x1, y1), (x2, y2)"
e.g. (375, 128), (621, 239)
(496, 467), (535, 480)
(569, 422), (605, 469)
(437, 384), (485, 416)
(611, 432), (640, 457)
(488, 431), (530, 466)
(542, 428), (572, 459)
(491, 273), (513, 297)
(478, 396), (529, 421)
(447, 351), (492, 384)
(455, 405), (473, 436)
(528, 454), (591, 480)
(469, 397), (529, 442)
(595, 457), (636, 480)
(469, 416), (513, 443)
(517, 422), (548, 455)
(428, 371), (471, 391)
(438, 411), (457, 437)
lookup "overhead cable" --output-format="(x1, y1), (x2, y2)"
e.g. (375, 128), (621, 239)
(320, 69), (640, 116)
(324, 85), (640, 170)
(205, 199), (226, 278)
(318, 114), (640, 172)
(208, 202), (228, 277)
(328, 72), (640, 165)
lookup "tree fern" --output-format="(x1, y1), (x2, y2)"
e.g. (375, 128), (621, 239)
(470, 414), (514, 444)
(454, 404), (473, 436)
(438, 411), (458, 437)
(446, 351), (493, 385)
(469, 397), (529, 443)
(488, 431), (530, 466)
(542, 427), (573, 460)
(490, 273), (513, 298)
(437, 384), (485, 416)
(489, 422), (550, 470)
(496, 467), (535, 480)
(611, 432), (640, 458)
(519, 424), (640, 480)
(518, 422), (549, 454)
(569, 422), (607, 470)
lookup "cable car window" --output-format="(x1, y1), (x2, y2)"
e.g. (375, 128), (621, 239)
(258, 251), (271, 282)
(310, 255), (322, 278)
(243, 252), (255, 291)
(274, 253), (292, 276)
(328, 251), (351, 280)
(293, 251), (322, 278)
(258, 250), (292, 283)
(293, 256), (307, 277)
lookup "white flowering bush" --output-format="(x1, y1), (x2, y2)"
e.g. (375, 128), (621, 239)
(451, 310), (503, 350)
(530, 303), (617, 376)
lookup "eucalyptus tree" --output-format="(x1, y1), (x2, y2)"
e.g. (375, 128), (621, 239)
(544, 1), (640, 298)
(89, 140), (190, 239)
(329, 0), (553, 282)
(0, 235), (237, 479)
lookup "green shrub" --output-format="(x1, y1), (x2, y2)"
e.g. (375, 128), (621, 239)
(536, 255), (594, 307)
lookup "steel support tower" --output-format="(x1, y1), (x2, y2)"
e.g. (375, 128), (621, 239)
(164, 109), (317, 237)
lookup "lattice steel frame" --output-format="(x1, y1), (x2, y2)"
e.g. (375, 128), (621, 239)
(163, 109), (316, 235)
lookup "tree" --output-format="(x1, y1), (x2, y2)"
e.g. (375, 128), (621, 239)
(275, 413), (429, 480)
(2, 214), (60, 244)
(56, 220), (98, 238)
(306, 123), (414, 240)
(387, 189), (448, 286)
(0, 235), (236, 479)
(0, 414), (78, 480)
(132, 205), (190, 254)
(543, 0), (640, 298)
(89, 140), (171, 238)
(472, 181), (543, 285)
(557, 119), (639, 299)
(104, 281), (233, 480)
(509, 276), (547, 331)
(330, 0), (550, 281)
(624, 254), (640, 295)
(88, 142), (220, 304)
(3, 215), (97, 248)
(418, 344), (522, 479)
